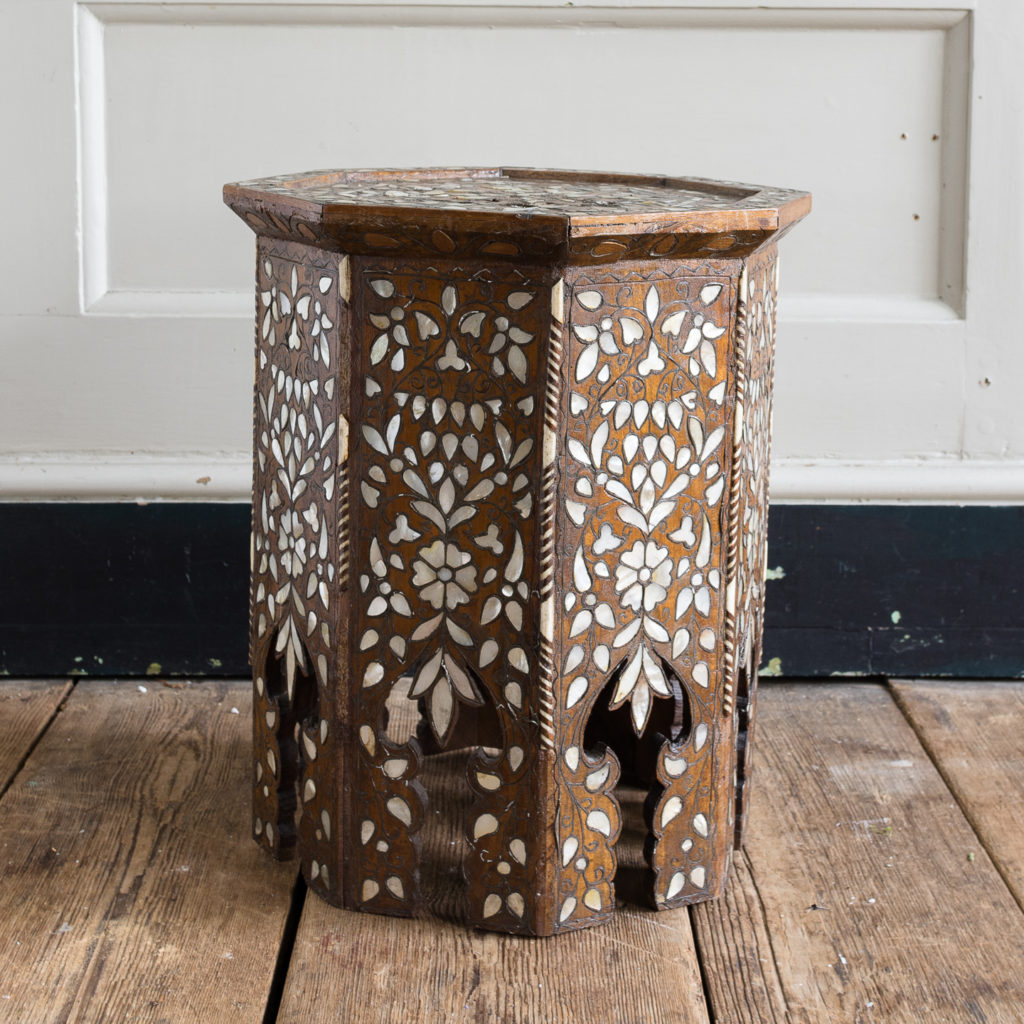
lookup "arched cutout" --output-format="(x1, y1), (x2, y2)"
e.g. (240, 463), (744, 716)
(415, 658), (505, 923)
(262, 625), (319, 855)
(584, 654), (692, 786)
(417, 657), (502, 754)
(577, 654), (695, 910)
(389, 646), (491, 752)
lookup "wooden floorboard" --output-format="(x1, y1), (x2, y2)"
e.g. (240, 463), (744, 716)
(891, 680), (1024, 910)
(0, 680), (296, 1024)
(280, 896), (706, 1024)
(278, 747), (709, 1024)
(691, 683), (1024, 1024)
(0, 679), (72, 795)
(2, 680), (1023, 1023)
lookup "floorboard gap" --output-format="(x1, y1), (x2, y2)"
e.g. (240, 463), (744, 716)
(687, 903), (717, 1024)
(262, 870), (307, 1024)
(0, 679), (76, 801)
(887, 679), (1024, 916)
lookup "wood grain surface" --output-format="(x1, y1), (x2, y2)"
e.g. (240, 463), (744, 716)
(0, 679), (71, 794)
(891, 679), (1024, 909)
(277, 745), (709, 1023)
(0, 680), (295, 1023)
(691, 683), (1024, 1024)
(2, 680), (1022, 1023)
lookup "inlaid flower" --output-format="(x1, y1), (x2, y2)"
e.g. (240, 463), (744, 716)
(411, 541), (478, 610)
(629, 457), (671, 515)
(472, 304), (535, 384)
(486, 315), (535, 354)
(260, 266), (285, 342)
(407, 647), (483, 745)
(284, 270), (311, 350)
(258, 265), (334, 358)
(277, 507), (308, 579)
(573, 314), (644, 383)
(259, 262), (312, 346)
(615, 541), (672, 613)
(309, 295), (333, 366)
(675, 561), (721, 619)
(367, 280), (441, 371)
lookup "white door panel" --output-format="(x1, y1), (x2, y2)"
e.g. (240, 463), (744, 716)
(1, 0), (1020, 501)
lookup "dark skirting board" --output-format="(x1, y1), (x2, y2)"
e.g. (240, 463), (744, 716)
(0, 503), (1020, 679)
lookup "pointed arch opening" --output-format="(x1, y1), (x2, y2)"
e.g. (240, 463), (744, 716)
(584, 654), (692, 787)
(581, 652), (695, 907)
(381, 653), (504, 921)
(261, 625), (320, 856)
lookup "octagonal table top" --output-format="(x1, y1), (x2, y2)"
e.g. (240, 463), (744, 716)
(224, 167), (810, 241)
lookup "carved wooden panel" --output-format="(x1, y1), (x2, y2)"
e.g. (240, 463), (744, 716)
(249, 238), (351, 907)
(346, 262), (553, 930)
(547, 262), (738, 928)
(725, 244), (780, 849)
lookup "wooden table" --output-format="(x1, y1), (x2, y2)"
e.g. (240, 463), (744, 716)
(223, 168), (809, 935)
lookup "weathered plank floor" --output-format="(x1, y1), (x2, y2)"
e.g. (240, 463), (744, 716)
(0, 680), (1021, 1023)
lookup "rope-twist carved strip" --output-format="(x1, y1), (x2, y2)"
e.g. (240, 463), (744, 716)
(537, 633), (557, 749)
(336, 458), (351, 589)
(538, 483), (556, 746)
(539, 457), (558, 607)
(537, 280), (565, 750)
(335, 410), (351, 591)
(721, 269), (748, 717)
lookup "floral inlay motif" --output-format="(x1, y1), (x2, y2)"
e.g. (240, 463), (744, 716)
(615, 539), (673, 614)
(252, 251), (341, 696)
(411, 540), (478, 610)
(249, 239), (345, 905)
(350, 264), (549, 929)
(552, 266), (735, 925)
(722, 249), (779, 850)
(562, 276), (730, 734)
(261, 261), (336, 365)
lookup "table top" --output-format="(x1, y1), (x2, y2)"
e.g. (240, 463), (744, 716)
(224, 167), (810, 239)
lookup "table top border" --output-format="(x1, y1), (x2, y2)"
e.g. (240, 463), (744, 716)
(223, 166), (811, 238)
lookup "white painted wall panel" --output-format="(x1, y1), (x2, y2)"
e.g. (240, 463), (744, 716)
(772, 320), (966, 460)
(1, 0), (1022, 502)
(93, 11), (954, 307)
(0, 3), (80, 312)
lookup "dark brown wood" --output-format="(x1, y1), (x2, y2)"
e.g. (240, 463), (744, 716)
(0, 680), (295, 1022)
(0, 679), (71, 793)
(692, 683), (1024, 1024)
(891, 679), (1024, 909)
(226, 167), (809, 934)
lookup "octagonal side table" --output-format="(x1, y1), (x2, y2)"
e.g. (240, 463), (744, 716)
(224, 167), (809, 936)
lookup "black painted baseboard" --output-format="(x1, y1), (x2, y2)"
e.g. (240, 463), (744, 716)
(0, 503), (1020, 679)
